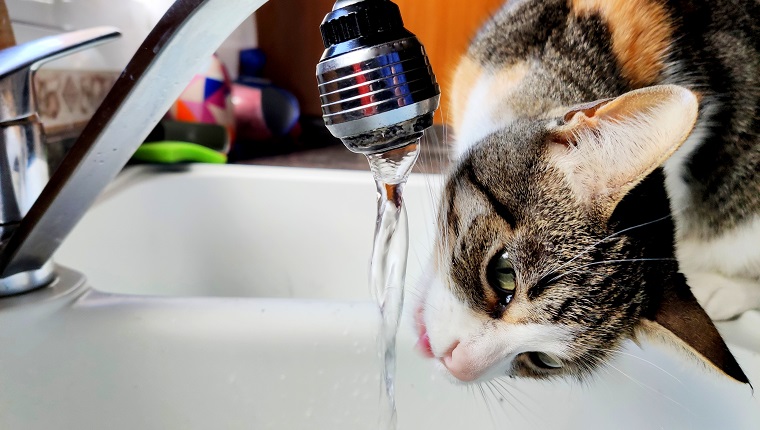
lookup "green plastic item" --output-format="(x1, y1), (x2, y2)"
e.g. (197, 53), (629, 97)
(132, 141), (227, 164)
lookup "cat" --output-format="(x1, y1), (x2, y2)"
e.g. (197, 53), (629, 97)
(414, 0), (758, 385)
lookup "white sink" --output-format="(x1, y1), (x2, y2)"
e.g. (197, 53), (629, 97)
(0, 164), (757, 429)
(55, 163), (439, 300)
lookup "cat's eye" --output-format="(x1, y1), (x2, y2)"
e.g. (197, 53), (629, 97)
(528, 352), (563, 369)
(487, 251), (517, 307)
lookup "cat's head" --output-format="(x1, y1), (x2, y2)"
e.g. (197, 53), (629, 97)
(415, 85), (749, 385)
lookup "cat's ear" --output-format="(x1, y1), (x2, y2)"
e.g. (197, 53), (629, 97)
(548, 85), (699, 216)
(638, 275), (750, 385)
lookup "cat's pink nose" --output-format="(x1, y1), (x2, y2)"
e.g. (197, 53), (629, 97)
(442, 342), (483, 382)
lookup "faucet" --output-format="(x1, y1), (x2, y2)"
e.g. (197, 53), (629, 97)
(0, 27), (121, 294)
(316, 0), (440, 154)
(0, 0), (437, 296)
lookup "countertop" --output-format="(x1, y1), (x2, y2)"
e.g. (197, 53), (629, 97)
(241, 124), (452, 175)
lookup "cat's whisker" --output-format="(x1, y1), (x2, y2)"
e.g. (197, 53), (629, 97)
(404, 284), (422, 296)
(603, 360), (693, 415)
(485, 380), (528, 427)
(565, 353), (595, 386)
(542, 268), (608, 284)
(486, 383), (512, 429)
(488, 380), (512, 406)
(404, 289), (441, 314)
(547, 257), (677, 285)
(492, 378), (535, 417)
(570, 339), (684, 384)
(598, 348), (683, 384)
(484, 381), (507, 416)
(403, 289), (424, 303)
(493, 376), (534, 403)
(477, 382), (498, 427)
(543, 214), (676, 279)
(594, 361), (616, 387)
(569, 347), (617, 386)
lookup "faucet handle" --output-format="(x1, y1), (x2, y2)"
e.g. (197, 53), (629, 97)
(0, 26), (121, 123)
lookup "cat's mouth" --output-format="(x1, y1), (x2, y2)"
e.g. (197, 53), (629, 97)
(415, 304), (484, 382)
(415, 302), (567, 381)
(414, 304), (435, 358)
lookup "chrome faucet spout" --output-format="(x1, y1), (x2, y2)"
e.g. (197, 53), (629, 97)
(316, 0), (440, 155)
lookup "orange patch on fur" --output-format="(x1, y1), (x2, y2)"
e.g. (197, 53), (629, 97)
(450, 56), (529, 132)
(449, 55), (483, 131)
(573, 0), (674, 86)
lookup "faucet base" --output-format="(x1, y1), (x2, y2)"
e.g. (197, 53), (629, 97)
(0, 261), (55, 296)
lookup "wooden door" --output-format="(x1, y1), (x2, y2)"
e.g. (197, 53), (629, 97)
(256, 0), (505, 123)
(0, 0), (16, 50)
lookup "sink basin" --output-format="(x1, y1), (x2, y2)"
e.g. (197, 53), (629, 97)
(56, 164), (440, 299)
(1, 164), (757, 429)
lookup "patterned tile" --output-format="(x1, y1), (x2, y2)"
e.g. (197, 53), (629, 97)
(34, 69), (119, 135)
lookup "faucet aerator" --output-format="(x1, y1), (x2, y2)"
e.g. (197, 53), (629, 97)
(316, 0), (440, 155)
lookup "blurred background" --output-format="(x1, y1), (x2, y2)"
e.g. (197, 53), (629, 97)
(3, 0), (504, 166)
(256, 0), (505, 124)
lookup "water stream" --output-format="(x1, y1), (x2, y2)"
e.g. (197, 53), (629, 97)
(365, 142), (421, 429)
